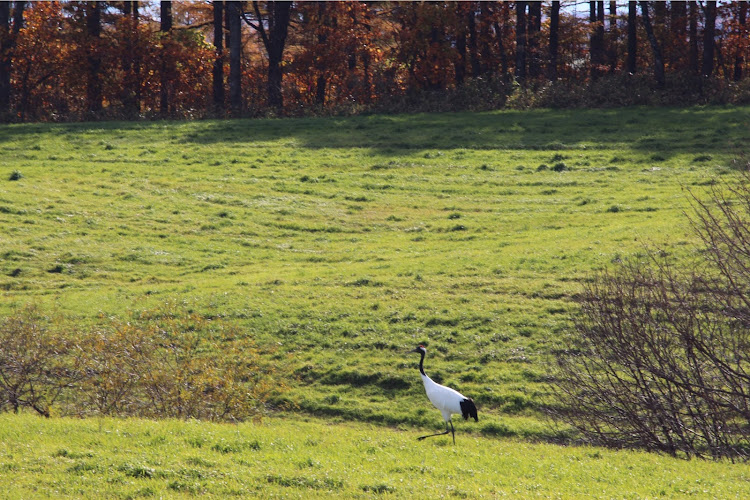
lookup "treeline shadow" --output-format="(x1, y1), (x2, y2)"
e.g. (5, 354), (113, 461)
(168, 106), (750, 159)
(1, 107), (747, 160)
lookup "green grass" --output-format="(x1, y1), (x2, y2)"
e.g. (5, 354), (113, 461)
(2, 412), (750, 499)
(1, 106), (749, 437)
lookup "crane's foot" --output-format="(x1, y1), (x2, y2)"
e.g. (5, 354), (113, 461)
(417, 429), (451, 441)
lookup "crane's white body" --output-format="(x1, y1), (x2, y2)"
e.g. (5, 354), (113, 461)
(420, 372), (468, 422)
(412, 345), (478, 444)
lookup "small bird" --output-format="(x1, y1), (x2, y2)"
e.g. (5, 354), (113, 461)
(411, 345), (478, 444)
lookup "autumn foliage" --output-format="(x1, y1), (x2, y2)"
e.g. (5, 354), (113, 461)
(0, 302), (284, 421)
(0, 1), (749, 122)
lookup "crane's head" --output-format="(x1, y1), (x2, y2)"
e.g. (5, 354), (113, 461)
(412, 345), (426, 355)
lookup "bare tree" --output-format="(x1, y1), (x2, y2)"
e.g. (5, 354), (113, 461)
(552, 171), (750, 461)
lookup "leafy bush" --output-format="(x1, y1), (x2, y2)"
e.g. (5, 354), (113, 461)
(507, 73), (750, 110)
(0, 301), (285, 422)
(374, 77), (511, 114)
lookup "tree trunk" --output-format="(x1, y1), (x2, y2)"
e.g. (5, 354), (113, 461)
(121, 1), (140, 117)
(468, 3), (480, 78)
(248, 1), (291, 113)
(0, 2), (11, 117)
(227, 1), (241, 115)
(671, 0), (687, 70)
(547, 1), (560, 80)
(315, 2), (328, 105)
(213, 1), (225, 114)
(640, 1), (665, 87)
(455, 25), (466, 85)
(0, 1), (21, 116)
(132, 2), (141, 111)
(269, 2), (290, 111)
(734, 2), (748, 81)
(689, 1), (699, 74)
(160, 1), (172, 117)
(627, 1), (637, 74)
(597, 1), (605, 70)
(86, 1), (102, 116)
(527, 1), (541, 80)
(495, 2), (511, 77)
(515, 1), (526, 82)
(701, 1), (717, 77)
(653, 0), (666, 41)
(590, 1), (605, 80)
(608, 1), (617, 72)
(479, 2), (491, 77)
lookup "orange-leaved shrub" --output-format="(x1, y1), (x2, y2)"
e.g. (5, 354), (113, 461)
(0, 301), (285, 422)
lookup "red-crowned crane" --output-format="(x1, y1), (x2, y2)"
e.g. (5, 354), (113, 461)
(412, 345), (478, 444)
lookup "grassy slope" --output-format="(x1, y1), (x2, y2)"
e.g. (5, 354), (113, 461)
(1, 107), (749, 436)
(2, 412), (750, 499)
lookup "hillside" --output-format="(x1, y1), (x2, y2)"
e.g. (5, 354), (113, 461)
(1, 107), (749, 435)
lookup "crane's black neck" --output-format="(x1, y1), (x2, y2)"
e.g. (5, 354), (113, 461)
(418, 350), (426, 376)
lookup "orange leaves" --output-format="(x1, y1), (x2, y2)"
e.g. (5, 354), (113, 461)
(0, 302), (287, 422)
(10, 2), (213, 120)
(3, 2), (750, 120)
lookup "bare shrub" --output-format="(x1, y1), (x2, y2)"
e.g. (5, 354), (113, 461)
(552, 172), (750, 460)
(0, 306), (84, 417)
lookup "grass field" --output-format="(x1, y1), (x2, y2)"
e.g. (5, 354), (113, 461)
(1, 106), (750, 495)
(2, 412), (750, 499)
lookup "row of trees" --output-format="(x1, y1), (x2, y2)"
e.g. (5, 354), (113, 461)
(0, 1), (748, 121)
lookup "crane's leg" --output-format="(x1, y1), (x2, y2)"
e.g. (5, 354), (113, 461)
(417, 421), (452, 442)
(450, 420), (455, 445)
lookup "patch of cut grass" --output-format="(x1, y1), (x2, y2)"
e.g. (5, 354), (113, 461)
(2, 412), (750, 499)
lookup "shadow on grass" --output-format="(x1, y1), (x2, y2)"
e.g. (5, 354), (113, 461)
(2, 107), (747, 160)
(182, 107), (750, 157)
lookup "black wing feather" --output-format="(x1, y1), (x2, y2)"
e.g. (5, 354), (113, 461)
(460, 398), (478, 422)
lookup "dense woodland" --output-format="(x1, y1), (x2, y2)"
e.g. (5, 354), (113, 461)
(0, 1), (748, 121)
